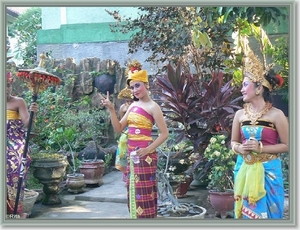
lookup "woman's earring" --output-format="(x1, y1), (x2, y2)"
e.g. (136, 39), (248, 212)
(255, 91), (260, 96)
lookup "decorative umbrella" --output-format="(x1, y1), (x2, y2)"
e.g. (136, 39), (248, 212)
(13, 53), (62, 214)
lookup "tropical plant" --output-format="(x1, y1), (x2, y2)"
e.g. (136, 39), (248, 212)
(280, 152), (289, 190)
(265, 36), (289, 102)
(62, 108), (111, 149)
(154, 63), (242, 182)
(25, 86), (72, 151)
(107, 7), (286, 74)
(212, 7), (287, 27)
(104, 152), (113, 169)
(155, 63), (242, 154)
(157, 134), (194, 183)
(203, 134), (236, 192)
(8, 7), (42, 67)
(52, 127), (79, 175)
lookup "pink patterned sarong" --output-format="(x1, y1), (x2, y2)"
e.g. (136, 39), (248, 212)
(126, 106), (157, 218)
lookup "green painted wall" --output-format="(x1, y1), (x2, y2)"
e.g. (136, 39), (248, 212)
(37, 20), (289, 45)
(37, 22), (135, 44)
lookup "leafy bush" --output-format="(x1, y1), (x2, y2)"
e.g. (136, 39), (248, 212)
(204, 134), (236, 192)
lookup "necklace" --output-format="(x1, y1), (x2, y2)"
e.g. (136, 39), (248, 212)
(244, 101), (272, 125)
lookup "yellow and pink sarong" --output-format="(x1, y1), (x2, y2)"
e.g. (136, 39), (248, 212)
(126, 106), (157, 218)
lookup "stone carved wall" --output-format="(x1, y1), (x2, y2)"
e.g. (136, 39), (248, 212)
(43, 57), (126, 110)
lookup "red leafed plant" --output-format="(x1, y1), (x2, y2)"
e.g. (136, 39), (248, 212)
(154, 62), (242, 180)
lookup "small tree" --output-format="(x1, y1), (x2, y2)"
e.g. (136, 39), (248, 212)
(8, 7), (42, 67)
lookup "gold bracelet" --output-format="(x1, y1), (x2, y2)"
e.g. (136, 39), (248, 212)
(258, 141), (263, 154)
(232, 143), (241, 154)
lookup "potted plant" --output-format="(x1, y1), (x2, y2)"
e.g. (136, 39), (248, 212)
(30, 150), (68, 205)
(79, 144), (105, 186)
(156, 138), (207, 218)
(157, 132), (195, 198)
(59, 128), (85, 194)
(203, 134), (236, 218)
(154, 63), (242, 183)
(59, 107), (111, 186)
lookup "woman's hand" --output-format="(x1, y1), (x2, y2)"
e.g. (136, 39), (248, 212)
(29, 102), (38, 113)
(98, 91), (115, 111)
(241, 138), (260, 154)
(136, 147), (150, 157)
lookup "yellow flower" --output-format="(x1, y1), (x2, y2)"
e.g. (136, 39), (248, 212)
(210, 137), (217, 143)
(214, 151), (221, 157)
(179, 159), (185, 164)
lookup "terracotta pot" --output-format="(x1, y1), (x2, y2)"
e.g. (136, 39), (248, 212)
(170, 176), (193, 198)
(208, 190), (234, 218)
(79, 160), (105, 186)
(66, 173), (85, 193)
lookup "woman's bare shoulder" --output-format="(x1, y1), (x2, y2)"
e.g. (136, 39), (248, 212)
(269, 107), (286, 120)
(149, 100), (161, 110)
(7, 97), (25, 111)
(233, 108), (246, 123)
(235, 108), (245, 117)
(8, 96), (25, 106)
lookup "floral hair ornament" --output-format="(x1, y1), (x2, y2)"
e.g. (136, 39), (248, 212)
(7, 72), (14, 83)
(125, 59), (142, 77)
(125, 60), (148, 85)
(118, 87), (133, 100)
(276, 74), (284, 87)
(241, 37), (273, 91)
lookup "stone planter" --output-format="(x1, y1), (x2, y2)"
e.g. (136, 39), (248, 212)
(66, 173), (85, 193)
(31, 156), (68, 205)
(23, 189), (39, 217)
(79, 160), (105, 186)
(158, 203), (207, 219)
(208, 190), (234, 218)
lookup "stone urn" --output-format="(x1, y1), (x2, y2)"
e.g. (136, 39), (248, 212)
(31, 156), (68, 205)
(208, 190), (234, 218)
(66, 173), (85, 193)
(79, 160), (105, 186)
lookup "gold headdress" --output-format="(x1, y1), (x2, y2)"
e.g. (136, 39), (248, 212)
(118, 87), (132, 100)
(125, 60), (142, 76)
(241, 37), (272, 91)
(125, 60), (148, 85)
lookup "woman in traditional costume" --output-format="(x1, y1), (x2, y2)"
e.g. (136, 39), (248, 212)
(231, 40), (288, 219)
(99, 60), (169, 218)
(115, 87), (134, 182)
(6, 72), (38, 218)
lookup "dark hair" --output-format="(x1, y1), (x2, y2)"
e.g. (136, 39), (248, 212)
(265, 69), (281, 89)
(254, 69), (279, 103)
